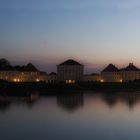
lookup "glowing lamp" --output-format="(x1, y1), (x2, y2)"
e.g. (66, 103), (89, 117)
(120, 79), (123, 83)
(100, 79), (104, 83)
(13, 78), (17, 82)
(13, 78), (20, 82)
(36, 79), (40, 82)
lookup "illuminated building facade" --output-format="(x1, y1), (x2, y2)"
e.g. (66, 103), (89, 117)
(1, 58), (140, 83)
(48, 72), (57, 83)
(0, 60), (48, 82)
(121, 63), (140, 82)
(14, 63), (42, 82)
(0, 70), (20, 82)
(101, 64), (122, 82)
(83, 73), (102, 82)
(101, 63), (140, 82)
(57, 59), (84, 84)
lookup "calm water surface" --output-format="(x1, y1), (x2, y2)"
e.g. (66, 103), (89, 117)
(0, 91), (140, 140)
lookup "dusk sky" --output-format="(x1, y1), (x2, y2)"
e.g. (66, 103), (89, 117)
(1, 0), (140, 73)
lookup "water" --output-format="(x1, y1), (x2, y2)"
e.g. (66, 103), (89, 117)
(0, 91), (140, 140)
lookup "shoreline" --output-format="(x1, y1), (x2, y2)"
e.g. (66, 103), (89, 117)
(1, 82), (140, 96)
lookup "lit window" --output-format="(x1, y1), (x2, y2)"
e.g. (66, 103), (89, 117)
(36, 79), (40, 82)
(120, 79), (123, 83)
(13, 78), (17, 82)
(100, 79), (104, 83)
(13, 78), (20, 82)
(65, 80), (75, 84)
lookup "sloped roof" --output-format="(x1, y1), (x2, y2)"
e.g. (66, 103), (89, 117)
(0, 58), (39, 72)
(49, 72), (57, 75)
(59, 59), (82, 66)
(23, 63), (39, 72)
(40, 72), (47, 75)
(14, 63), (39, 72)
(91, 73), (100, 76)
(122, 63), (139, 71)
(102, 64), (118, 72)
(84, 73), (100, 76)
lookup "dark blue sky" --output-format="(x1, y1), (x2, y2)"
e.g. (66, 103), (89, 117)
(1, 0), (140, 73)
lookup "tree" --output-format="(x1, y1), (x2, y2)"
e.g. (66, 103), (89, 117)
(0, 59), (11, 67)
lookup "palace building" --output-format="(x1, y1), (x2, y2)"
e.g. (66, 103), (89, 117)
(57, 59), (84, 84)
(15, 63), (41, 82)
(48, 72), (57, 83)
(0, 59), (48, 82)
(101, 64), (122, 82)
(121, 63), (140, 82)
(1, 58), (140, 83)
(83, 73), (101, 82)
(101, 63), (140, 82)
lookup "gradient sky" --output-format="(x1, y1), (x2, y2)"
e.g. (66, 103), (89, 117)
(1, 0), (140, 73)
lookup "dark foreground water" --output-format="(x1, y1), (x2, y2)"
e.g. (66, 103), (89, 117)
(1, 91), (140, 140)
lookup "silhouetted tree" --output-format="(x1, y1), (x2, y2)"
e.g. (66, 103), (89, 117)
(0, 58), (11, 67)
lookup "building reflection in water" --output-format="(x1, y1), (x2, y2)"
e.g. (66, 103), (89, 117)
(0, 92), (40, 112)
(101, 92), (140, 109)
(101, 94), (117, 107)
(21, 93), (40, 107)
(0, 96), (12, 111)
(57, 92), (84, 112)
(1, 90), (140, 112)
